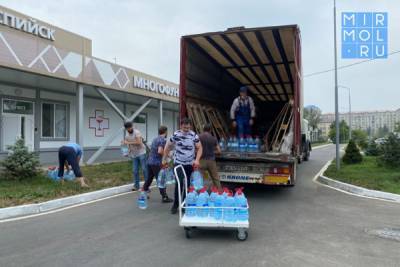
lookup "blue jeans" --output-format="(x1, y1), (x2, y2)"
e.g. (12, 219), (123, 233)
(236, 116), (251, 138)
(132, 154), (148, 189)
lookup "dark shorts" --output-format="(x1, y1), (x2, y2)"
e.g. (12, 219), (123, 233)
(58, 146), (82, 178)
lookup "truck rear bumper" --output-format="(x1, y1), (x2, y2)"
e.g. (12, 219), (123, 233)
(219, 172), (291, 185)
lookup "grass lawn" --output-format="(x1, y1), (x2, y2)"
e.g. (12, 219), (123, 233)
(324, 156), (400, 195)
(0, 161), (136, 208)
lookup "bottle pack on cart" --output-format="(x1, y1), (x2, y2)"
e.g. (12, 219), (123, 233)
(190, 170), (204, 190)
(184, 186), (249, 223)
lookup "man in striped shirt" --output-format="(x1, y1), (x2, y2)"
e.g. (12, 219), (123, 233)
(163, 118), (203, 214)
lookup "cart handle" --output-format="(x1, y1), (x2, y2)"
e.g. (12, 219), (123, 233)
(173, 164), (189, 220)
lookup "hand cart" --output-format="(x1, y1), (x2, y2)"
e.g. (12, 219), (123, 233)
(174, 165), (249, 241)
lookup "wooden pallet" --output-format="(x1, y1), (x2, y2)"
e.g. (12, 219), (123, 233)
(186, 102), (228, 139)
(266, 100), (293, 152)
(205, 107), (227, 140)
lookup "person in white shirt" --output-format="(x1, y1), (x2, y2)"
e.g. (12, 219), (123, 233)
(123, 121), (148, 191)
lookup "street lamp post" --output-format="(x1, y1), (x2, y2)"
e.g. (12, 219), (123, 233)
(339, 85), (352, 140)
(334, 0), (340, 170)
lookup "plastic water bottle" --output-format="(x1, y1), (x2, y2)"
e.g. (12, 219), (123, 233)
(121, 145), (129, 157)
(255, 136), (261, 152)
(214, 191), (224, 220)
(251, 138), (260, 153)
(47, 168), (60, 181)
(63, 170), (76, 181)
(186, 186), (197, 217)
(232, 137), (239, 152)
(209, 186), (218, 218)
(222, 187), (229, 198)
(157, 169), (166, 189)
(219, 138), (226, 152)
(191, 170), (204, 191)
(245, 136), (250, 152)
(223, 191), (236, 222)
(196, 187), (209, 217)
(235, 188), (249, 221)
(166, 168), (175, 185)
(239, 135), (246, 152)
(227, 137), (232, 151)
(138, 189), (147, 210)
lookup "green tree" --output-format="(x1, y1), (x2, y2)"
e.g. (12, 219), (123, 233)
(328, 120), (349, 144)
(0, 139), (40, 180)
(365, 140), (381, 156)
(394, 122), (400, 133)
(303, 105), (322, 130)
(342, 139), (363, 164)
(378, 133), (400, 168)
(351, 129), (368, 150)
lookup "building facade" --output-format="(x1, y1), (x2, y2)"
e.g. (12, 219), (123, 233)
(319, 109), (400, 137)
(0, 5), (180, 164)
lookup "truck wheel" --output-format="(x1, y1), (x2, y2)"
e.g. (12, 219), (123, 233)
(297, 156), (302, 164)
(236, 229), (248, 241)
(184, 227), (192, 239)
(304, 150), (310, 161)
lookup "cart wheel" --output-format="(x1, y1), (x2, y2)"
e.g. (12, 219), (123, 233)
(184, 227), (192, 239)
(236, 229), (248, 241)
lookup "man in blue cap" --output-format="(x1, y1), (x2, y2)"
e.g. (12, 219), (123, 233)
(230, 86), (256, 138)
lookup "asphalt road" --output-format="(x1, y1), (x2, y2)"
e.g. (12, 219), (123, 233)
(1, 145), (399, 267)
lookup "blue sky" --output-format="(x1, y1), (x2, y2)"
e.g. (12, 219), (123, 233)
(1, 0), (399, 113)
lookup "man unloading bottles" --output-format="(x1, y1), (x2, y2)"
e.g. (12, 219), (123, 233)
(230, 86), (256, 138)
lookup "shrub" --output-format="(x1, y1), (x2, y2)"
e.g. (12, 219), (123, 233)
(351, 129), (369, 150)
(342, 139), (363, 164)
(378, 133), (400, 168)
(365, 140), (381, 156)
(0, 139), (41, 180)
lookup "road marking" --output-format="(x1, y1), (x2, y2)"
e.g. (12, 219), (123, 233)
(0, 184), (158, 224)
(312, 160), (332, 181)
(312, 160), (400, 204)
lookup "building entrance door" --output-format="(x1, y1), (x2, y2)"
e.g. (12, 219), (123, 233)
(1, 99), (35, 151)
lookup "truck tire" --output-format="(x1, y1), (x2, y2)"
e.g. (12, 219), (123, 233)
(297, 155), (302, 164)
(304, 142), (311, 161)
(304, 149), (310, 161)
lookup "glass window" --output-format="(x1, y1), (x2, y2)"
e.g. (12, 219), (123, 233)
(2, 99), (34, 115)
(42, 103), (54, 138)
(42, 102), (67, 138)
(55, 104), (67, 138)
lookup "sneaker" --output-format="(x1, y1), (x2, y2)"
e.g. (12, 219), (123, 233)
(132, 188), (138, 192)
(170, 206), (178, 214)
(162, 196), (173, 203)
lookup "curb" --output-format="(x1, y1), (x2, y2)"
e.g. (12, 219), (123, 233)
(312, 144), (333, 150)
(316, 175), (400, 203)
(0, 183), (136, 220)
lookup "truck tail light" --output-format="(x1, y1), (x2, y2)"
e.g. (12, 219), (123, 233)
(267, 166), (290, 175)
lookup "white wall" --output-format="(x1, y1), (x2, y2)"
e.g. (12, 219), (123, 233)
(163, 110), (175, 138)
(0, 84), (36, 99)
(1, 86), (178, 150)
(83, 98), (124, 147)
(40, 93), (177, 149)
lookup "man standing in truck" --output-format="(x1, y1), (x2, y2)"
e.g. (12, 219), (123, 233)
(230, 86), (256, 138)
